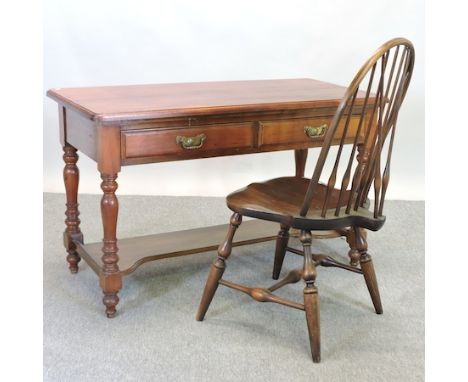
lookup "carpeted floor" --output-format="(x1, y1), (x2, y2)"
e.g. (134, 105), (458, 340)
(43, 193), (424, 381)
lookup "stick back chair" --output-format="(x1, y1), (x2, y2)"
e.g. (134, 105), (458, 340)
(196, 38), (415, 363)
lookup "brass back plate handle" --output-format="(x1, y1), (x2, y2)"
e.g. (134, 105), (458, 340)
(176, 133), (206, 149)
(304, 124), (328, 138)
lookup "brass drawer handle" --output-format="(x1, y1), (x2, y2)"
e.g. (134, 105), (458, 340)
(304, 124), (327, 138)
(176, 133), (206, 149)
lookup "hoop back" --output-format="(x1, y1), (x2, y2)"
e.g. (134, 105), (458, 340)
(300, 38), (415, 220)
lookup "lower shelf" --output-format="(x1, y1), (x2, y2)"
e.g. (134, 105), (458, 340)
(74, 219), (344, 276)
(75, 219), (280, 276)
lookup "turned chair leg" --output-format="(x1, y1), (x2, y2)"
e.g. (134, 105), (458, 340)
(360, 255), (383, 314)
(351, 227), (383, 314)
(196, 213), (242, 321)
(300, 230), (321, 363)
(272, 223), (290, 280)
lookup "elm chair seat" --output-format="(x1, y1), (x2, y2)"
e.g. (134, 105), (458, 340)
(226, 177), (384, 231)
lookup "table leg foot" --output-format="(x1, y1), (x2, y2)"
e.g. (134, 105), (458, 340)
(103, 292), (120, 318)
(100, 271), (122, 318)
(67, 254), (80, 274)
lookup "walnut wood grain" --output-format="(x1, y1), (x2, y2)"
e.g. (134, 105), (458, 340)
(99, 173), (121, 318)
(76, 219), (279, 276)
(49, 80), (374, 169)
(62, 144), (83, 273)
(47, 79), (367, 123)
(259, 115), (362, 148)
(122, 122), (254, 160)
(294, 149), (308, 178)
(226, 176), (382, 231)
(66, 109), (98, 161)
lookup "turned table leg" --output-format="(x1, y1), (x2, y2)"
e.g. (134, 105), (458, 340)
(100, 173), (122, 318)
(63, 144), (83, 273)
(294, 149), (308, 178)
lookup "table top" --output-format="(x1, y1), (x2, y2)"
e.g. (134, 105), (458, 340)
(47, 78), (353, 123)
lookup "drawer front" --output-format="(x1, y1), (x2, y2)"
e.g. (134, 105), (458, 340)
(122, 123), (254, 160)
(259, 116), (363, 148)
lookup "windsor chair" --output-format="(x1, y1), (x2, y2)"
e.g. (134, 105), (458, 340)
(196, 38), (415, 362)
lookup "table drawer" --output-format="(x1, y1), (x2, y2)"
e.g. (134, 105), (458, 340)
(122, 123), (254, 160)
(259, 115), (363, 147)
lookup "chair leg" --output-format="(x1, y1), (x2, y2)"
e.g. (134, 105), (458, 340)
(272, 223), (290, 280)
(300, 230), (321, 363)
(353, 227), (383, 314)
(360, 255), (383, 314)
(345, 227), (368, 266)
(196, 213), (242, 321)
